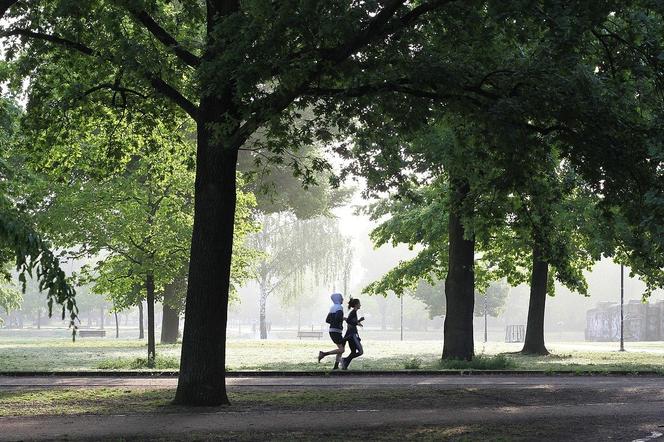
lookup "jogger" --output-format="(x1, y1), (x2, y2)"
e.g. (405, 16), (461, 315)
(341, 298), (364, 370)
(318, 292), (346, 370)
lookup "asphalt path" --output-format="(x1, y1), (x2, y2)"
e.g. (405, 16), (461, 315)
(1, 374), (664, 441)
(1, 373), (664, 388)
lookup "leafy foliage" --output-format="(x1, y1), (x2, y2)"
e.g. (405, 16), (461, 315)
(0, 97), (77, 330)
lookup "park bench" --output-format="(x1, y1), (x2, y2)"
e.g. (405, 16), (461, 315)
(78, 329), (107, 338)
(297, 330), (323, 340)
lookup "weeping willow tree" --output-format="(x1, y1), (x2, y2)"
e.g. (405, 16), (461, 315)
(249, 213), (350, 339)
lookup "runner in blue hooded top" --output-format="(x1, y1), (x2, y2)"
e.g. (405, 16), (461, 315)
(317, 292), (345, 370)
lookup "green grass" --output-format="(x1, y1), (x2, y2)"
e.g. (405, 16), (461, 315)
(1, 337), (664, 372)
(97, 355), (180, 370)
(0, 387), (175, 416)
(0, 387), (469, 417)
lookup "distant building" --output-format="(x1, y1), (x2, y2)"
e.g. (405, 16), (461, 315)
(585, 300), (664, 341)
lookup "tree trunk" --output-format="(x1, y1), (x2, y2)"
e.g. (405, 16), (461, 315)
(521, 246), (550, 355)
(174, 99), (239, 406)
(146, 273), (156, 365)
(100, 306), (104, 330)
(259, 287), (268, 340)
(161, 280), (181, 344)
(138, 301), (144, 340)
(114, 311), (119, 338)
(442, 180), (475, 361)
(36, 309), (41, 329)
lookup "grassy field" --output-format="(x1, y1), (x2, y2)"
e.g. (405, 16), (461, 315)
(1, 336), (664, 372)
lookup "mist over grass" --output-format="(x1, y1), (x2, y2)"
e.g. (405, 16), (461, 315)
(1, 337), (664, 373)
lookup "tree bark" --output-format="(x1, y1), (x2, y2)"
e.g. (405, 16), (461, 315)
(160, 280), (181, 344)
(138, 301), (144, 340)
(36, 309), (41, 329)
(259, 288), (268, 340)
(100, 306), (104, 330)
(174, 96), (240, 405)
(442, 180), (475, 361)
(521, 246), (550, 355)
(114, 311), (119, 338)
(146, 273), (156, 365)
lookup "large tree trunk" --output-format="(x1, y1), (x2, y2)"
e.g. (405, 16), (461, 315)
(259, 287), (268, 340)
(174, 98), (239, 405)
(442, 180), (475, 361)
(161, 280), (181, 344)
(138, 301), (144, 340)
(146, 273), (156, 365)
(521, 246), (550, 355)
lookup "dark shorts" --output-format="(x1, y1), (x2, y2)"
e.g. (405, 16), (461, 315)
(329, 332), (344, 345)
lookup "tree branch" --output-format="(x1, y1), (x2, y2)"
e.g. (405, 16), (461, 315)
(82, 83), (148, 99)
(302, 80), (482, 106)
(128, 9), (201, 68)
(323, 0), (451, 63)
(0, 28), (97, 56)
(147, 74), (198, 119)
(0, 0), (18, 19)
(1, 28), (199, 119)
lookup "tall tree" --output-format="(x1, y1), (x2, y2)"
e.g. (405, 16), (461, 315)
(3, 0), (662, 402)
(1, 1), (448, 405)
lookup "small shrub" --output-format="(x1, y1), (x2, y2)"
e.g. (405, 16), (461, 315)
(438, 354), (515, 370)
(404, 358), (423, 369)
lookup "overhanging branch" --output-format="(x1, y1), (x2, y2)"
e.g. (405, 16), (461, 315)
(129, 9), (201, 68)
(1, 28), (96, 56)
(0, 27), (199, 119)
(302, 80), (478, 105)
(323, 0), (451, 63)
(147, 74), (198, 119)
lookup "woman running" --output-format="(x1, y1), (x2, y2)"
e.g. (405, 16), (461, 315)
(318, 292), (345, 370)
(341, 298), (364, 370)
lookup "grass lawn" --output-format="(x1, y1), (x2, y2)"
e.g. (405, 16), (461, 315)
(0, 336), (663, 372)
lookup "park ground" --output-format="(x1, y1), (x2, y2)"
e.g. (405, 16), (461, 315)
(1, 374), (664, 441)
(2, 335), (664, 440)
(2, 335), (664, 372)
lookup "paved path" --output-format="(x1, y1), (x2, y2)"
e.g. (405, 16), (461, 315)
(2, 373), (663, 388)
(1, 375), (664, 441)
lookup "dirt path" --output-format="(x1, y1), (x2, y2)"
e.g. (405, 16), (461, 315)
(1, 375), (663, 441)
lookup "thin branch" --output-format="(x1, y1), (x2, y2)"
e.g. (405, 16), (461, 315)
(128, 9), (201, 68)
(82, 83), (148, 99)
(302, 80), (480, 106)
(1, 28), (96, 56)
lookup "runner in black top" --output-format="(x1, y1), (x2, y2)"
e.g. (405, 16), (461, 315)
(341, 298), (364, 370)
(318, 293), (346, 369)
